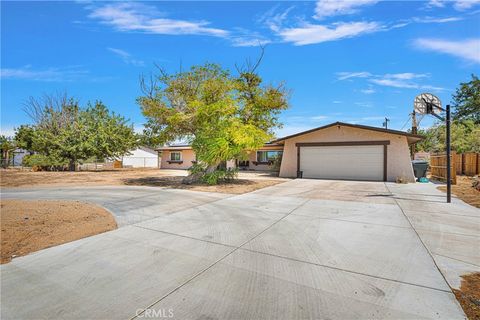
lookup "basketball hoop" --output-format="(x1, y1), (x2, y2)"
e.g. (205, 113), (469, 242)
(413, 93), (451, 203)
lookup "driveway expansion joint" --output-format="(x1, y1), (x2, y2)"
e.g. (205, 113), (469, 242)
(238, 247), (453, 293)
(384, 182), (455, 295)
(131, 196), (311, 319)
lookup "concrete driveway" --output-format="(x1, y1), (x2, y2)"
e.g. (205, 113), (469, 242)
(1, 180), (478, 319)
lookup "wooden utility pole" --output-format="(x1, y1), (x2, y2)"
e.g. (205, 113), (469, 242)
(410, 111), (417, 159)
(383, 117), (390, 129)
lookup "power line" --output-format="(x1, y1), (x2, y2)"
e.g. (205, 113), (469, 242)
(400, 116), (411, 131)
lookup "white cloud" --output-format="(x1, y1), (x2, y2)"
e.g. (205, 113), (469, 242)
(228, 28), (271, 47)
(258, 6), (295, 33)
(383, 73), (429, 80)
(360, 88), (376, 94)
(107, 47), (145, 66)
(337, 71), (444, 91)
(370, 78), (419, 89)
(370, 77), (444, 91)
(336, 71), (372, 80)
(1, 66), (89, 81)
(230, 37), (271, 47)
(314, 0), (378, 19)
(311, 115), (329, 121)
(425, 0), (480, 10)
(454, 0), (480, 10)
(426, 0), (446, 8)
(414, 38), (480, 64)
(88, 2), (228, 37)
(279, 21), (381, 46)
(416, 16), (463, 23)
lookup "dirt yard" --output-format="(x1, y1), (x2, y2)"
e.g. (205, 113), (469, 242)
(453, 272), (480, 320)
(0, 200), (117, 264)
(438, 175), (480, 208)
(0, 168), (287, 194)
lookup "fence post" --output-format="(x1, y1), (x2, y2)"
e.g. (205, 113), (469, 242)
(477, 153), (480, 175)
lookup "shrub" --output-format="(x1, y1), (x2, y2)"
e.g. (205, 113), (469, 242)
(201, 168), (238, 185)
(23, 154), (67, 171)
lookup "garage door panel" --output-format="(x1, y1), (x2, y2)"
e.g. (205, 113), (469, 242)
(300, 145), (384, 181)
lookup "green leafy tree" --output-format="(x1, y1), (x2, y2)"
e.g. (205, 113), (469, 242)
(452, 74), (480, 123)
(81, 101), (138, 160)
(138, 61), (289, 183)
(18, 93), (138, 170)
(14, 125), (35, 152)
(0, 135), (16, 168)
(416, 120), (480, 153)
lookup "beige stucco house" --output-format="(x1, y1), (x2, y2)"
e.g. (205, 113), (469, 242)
(157, 122), (423, 182)
(157, 143), (283, 171)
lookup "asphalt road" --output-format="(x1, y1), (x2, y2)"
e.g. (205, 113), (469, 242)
(1, 180), (478, 319)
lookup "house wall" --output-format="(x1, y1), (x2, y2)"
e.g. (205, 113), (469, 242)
(160, 149), (196, 169)
(246, 146), (284, 171)
(279, 125), (416, 182)
(122, 148), (159, 168)
(12, 149), (29, 166)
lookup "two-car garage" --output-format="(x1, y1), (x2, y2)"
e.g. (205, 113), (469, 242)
(298, 143), (386, 181)
(275, 122), (423, 183)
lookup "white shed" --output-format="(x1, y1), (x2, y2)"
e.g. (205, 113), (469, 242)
(122, 147), (159, 168)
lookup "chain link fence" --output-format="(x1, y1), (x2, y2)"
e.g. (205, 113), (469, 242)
(78, 157), (159, 171)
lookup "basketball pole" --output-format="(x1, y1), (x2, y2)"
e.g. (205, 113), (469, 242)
(446, 104), (451, 203)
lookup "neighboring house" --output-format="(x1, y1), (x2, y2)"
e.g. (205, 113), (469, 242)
(12, 148), (30, 166)
(157, 122), (423, 182)
(122, 146), (159, 168)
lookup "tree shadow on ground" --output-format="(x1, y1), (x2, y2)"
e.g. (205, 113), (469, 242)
(122, 176), (258, 193)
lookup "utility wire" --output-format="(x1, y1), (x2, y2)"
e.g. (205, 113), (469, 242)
(400, 115), (411, 131)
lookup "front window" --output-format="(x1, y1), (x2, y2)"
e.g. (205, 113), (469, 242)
(170, 152), (181, 161)
(257, 151), (283, 162)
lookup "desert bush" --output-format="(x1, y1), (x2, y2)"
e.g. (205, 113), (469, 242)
(22, 154), (67, 171)
(200, 168), (239, 185)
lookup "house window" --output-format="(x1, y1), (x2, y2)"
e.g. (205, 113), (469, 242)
(170, 152), (181, 161)
(256, 151), (283, 162)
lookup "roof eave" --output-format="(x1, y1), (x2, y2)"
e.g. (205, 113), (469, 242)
(272, 122), (425, 143)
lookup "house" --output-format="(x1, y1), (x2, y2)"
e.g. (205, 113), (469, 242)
(157, 143), (284, 171)
(157, 122), (423, 182)
(121, 146), (159, 168)
(12, 148), (30, 166)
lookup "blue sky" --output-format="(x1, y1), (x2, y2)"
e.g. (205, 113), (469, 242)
(2, 0), (479, 138)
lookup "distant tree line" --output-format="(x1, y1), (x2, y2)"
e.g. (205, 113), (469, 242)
(416, 74), (480, 154)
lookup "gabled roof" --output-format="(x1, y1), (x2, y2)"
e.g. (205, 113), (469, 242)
(157, 142), (283, 151)
(138, 146), (158, 154)
(156, 145), (192, 151)
(272, 122), (424, 144)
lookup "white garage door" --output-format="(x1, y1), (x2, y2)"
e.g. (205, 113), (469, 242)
(299, 145), (384, 181)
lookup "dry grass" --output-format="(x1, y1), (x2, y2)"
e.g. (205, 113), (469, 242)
(124, 175), (285, 194)
(0, 200), (117, 264)
(453, 272), (480, 320)
(0, 168), (287, 194)
(0, 168), (181, 188)
(438, 175), (480, 208)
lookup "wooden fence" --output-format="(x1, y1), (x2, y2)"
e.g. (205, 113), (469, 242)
(453, 153), (480, 176)
(430, 152), (457, 184)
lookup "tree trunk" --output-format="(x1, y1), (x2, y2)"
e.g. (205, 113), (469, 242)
(68, 159), (76, 172)
(4, 150), (9, 168)
(182, 162), (219, 185)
